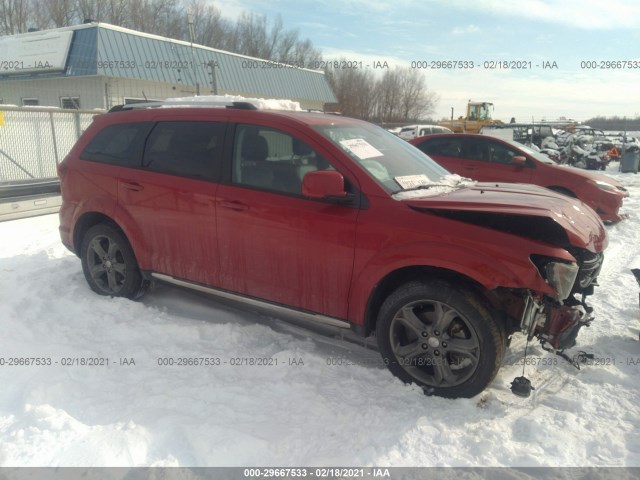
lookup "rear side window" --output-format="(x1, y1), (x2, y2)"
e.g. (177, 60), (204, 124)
(81, 122), (153, 166)
(416, 138), (463, 157)
(142, 121), (226, 180)
(464, 139), (490, 162)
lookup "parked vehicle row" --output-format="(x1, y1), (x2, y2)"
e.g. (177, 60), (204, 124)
(59, 99), (610, 398)
(396, 124), (453, 140)
(410, 133), (628, 223)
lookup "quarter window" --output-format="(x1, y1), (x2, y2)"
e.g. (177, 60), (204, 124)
(81, 122), (153, 166)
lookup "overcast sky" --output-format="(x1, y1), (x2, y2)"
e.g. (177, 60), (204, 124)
(215, 0), (640, 122)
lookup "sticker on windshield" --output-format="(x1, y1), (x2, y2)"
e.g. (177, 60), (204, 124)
(339, 138), (383, 159)
(394, 174), (431, 190)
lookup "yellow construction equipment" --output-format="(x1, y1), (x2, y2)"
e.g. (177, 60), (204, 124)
(440, 101), (503, 133)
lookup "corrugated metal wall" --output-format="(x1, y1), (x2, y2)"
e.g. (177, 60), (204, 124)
(94, 25), (336, 103)
(94, 26), (337, 104)
(0, 23), (336, 110)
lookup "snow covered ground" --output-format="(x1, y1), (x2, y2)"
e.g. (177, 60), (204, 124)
(0, 166), (639, 467)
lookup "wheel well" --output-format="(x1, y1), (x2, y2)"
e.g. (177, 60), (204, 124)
(73, 212), (123, 255)
(547, 186), (576, 198)
(363, 266), (491, 336)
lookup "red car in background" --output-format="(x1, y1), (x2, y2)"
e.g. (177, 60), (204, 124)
(410, 134), (628, 223)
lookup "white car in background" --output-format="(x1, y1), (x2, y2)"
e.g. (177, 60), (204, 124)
(398, 124), (453, 140)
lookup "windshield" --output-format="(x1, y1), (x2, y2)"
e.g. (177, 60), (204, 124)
(314, 123), (451, 193)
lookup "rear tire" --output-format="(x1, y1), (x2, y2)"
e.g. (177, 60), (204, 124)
(376, 280), (504, 398)
(80, 224), (144, 299)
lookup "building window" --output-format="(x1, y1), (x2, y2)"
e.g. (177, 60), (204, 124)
(61, 97), (80, 109)
(22, 98), (39, 106)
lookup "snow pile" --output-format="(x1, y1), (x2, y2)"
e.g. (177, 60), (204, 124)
(0, 167), (638, 467)
(166, 95), (303, 111)
(392, 174), (476, 199)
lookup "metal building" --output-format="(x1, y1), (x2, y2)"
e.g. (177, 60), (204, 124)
(0, 22), (337, 110)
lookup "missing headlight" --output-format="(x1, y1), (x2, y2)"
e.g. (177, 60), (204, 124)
(531, 255), (579, 300)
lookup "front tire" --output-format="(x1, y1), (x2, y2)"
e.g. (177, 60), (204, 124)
(376, 280), (504, 398)
(80, 224), (144, 299)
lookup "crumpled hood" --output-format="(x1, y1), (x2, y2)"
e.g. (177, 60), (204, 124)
(403, 182), (608, 253)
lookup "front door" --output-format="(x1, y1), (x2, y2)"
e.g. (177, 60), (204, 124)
(461, 138), (534, 183)
(215, 124), (359, 319)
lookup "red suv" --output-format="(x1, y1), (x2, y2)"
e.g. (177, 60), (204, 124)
(58, 101), (608, 398)
(410, 133), (628, 223)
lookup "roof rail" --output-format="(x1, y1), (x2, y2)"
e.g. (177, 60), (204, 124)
(109, 100), (258, 112)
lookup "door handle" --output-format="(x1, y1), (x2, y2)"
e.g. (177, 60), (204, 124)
(220, 200), (249, 211)
(121, 181), (144, 192)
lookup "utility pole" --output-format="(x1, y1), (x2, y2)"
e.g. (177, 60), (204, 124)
(188, 13), (200, 96)
(209, 61), (218, 95)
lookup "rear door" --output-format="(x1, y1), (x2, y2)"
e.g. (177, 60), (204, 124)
(461, 137), (534, 183)
(117, 118), (227, 286)
(215, 122), (359, 319)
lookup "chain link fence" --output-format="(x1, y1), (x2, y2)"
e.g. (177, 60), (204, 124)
(0, 106), (103, 181)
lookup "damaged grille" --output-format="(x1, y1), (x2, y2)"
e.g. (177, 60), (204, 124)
(570, 249), (604, 292)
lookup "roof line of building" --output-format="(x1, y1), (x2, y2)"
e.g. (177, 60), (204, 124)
(6, 21), (327, 76)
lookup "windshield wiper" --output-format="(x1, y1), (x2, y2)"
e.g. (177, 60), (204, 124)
(391, 183), (455, 195)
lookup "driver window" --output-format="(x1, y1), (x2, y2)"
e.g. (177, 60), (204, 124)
(488, 142), (518, 164)
(232, 124), (332, 195)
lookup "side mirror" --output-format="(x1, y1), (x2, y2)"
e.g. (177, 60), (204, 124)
(511, 155), (527, 166)
(302, 170), (350, 201)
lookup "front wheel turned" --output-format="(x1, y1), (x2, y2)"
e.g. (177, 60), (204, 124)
(376, 280), (504, 398)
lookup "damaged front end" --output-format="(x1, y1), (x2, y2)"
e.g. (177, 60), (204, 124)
(404, 181), (608, 356)
(523, 249), (604, 350)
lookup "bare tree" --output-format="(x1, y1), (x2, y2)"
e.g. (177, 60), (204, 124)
(325, 63), (377, 120)
(1, 0), (325, 70)
(0, 0), (30, 34)
(327, 64), (439, 123)
(397, 67), (438, 121)
(375, 69), (403, 122)
(186, 0), (231, 48)
(234, 11), (268, 58)
(105, 0), (128, 27)
(45, 0), (77, 28)
(76, 0), (106, 22)
(29, 0), (55, 30)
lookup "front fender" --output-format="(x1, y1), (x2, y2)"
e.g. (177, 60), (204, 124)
(347, 241), (565, 326)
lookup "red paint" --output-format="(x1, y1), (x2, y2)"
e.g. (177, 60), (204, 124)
(410, 133), (628, 223)
(59, 108), (608, 337)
